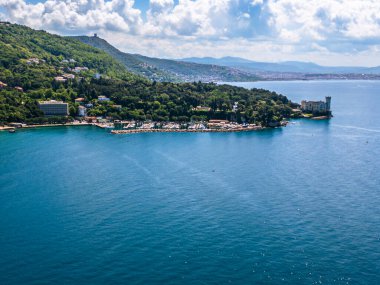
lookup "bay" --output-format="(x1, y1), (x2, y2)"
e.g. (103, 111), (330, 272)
(0, 80), (379, 284)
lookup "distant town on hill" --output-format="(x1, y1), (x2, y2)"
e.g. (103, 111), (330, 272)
(73, 34), (380, 82)
(71, 35), (259, 83)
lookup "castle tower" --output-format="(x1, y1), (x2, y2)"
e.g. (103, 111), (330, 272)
(325, 96), (331, 112)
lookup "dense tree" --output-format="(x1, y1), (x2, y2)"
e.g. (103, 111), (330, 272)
(0, 23), (300, 125)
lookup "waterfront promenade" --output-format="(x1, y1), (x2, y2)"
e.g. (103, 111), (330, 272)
(0, 122), (112, 131)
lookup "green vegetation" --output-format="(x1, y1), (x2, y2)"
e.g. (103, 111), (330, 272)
(0, 22), (299, 126)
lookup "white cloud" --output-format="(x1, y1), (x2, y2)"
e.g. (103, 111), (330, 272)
(0, 0), (143, 34)
(267, 0), (380, 42)
(251, 0), (263, 6)
(149, 0), (174, 12)
(145, 0), (234, 38)
(1, 0), (380, 65)
(1, 0), (252, 38)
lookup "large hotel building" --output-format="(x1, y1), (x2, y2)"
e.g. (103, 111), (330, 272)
(38, 100), (69, 116)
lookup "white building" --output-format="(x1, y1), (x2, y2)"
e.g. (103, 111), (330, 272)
(232, 102), (238, 112)
(301, 97), (331, 113)
(78, 106), (87, 117)
(62, 74), (75, 79)
(54, 76), (67, 82)
(98, 96), (110, 102)
(73, 67), (89, 73)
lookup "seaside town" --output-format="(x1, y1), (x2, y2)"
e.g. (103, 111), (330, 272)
(0, 95), (280, 133)
(0, 33), (332, 134)
(0, 53), (332, 133)
(1, 96), (332, 134)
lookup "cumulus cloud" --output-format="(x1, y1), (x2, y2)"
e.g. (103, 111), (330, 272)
(0, 0), (258, 38)
(251, 0), (263, 6)
(145, 0), (235, 38)
(1, 0), (380, 65)
(149, 0), (174, 13)
(0, 0), (143, 34)
(267, 0), (380, 42)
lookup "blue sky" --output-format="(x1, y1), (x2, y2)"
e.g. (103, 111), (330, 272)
(1, 0), (380, 66)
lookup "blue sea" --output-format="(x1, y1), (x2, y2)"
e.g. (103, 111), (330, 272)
(1, 80), (379, 284)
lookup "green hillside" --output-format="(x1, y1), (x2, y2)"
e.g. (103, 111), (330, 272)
(72, 35), (178, 82)
(72, 35), (259, 82)
(0, 22), (298, 125)
(0, 25), (137, 81)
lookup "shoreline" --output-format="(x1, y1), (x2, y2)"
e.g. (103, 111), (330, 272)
(1, 121), (294, 134)
(0, 122), (112, 131)
(0, 123), (96, 132)
(111, 126), (266, 135)
(23, 123), (92, 129)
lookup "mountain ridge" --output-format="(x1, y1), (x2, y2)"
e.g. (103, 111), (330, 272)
(180, 57), (380, 74)
(71, 35), (259, 82)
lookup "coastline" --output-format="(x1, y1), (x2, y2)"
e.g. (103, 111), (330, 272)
(23, 122), (92, 129)
(1, 121), (294, 134)
(111, 126), (265, 135)
(1, 120), (275, 133)
(2, 117), (334, 134)
(1, 123), (267, 133)
(0, 122), (106, 132)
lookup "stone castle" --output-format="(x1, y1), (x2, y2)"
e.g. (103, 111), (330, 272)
(301, 97), (331, 114)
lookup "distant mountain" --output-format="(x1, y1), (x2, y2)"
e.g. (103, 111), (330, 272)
(72, 36), (259, 82)
(180, 57), (380, 75)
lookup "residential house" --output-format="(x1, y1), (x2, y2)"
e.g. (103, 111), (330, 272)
(54, 76), (67, 82)
(75, 98), (85, 104)
(62, 74), (75, 79)
(98, 96), (110, 102)
(78, 106), (87, 117)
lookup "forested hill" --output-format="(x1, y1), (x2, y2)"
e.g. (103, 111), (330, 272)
(0, 23), (139, 81)
(72, 35), (259, 83)
(0, 22), (298, 125)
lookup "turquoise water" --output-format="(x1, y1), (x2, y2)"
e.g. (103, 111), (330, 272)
(1, 81), (380, 284)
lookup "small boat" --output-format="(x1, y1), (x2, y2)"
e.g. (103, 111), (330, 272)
(8, 129), (16, 133)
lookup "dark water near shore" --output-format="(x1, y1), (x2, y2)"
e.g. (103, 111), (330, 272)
(1, 81), (380, 284)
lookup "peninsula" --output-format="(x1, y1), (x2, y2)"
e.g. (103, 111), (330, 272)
(0, 23), (302, 131)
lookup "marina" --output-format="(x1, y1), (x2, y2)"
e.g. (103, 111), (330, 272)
(1, 80), (379, 284)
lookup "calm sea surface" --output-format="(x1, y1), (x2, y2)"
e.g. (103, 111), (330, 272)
(1, 80), (379, 284)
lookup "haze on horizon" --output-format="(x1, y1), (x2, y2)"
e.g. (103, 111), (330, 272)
(1, 0), (380, 67)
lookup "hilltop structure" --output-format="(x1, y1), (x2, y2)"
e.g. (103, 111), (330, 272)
(301, 97), (331, 114)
